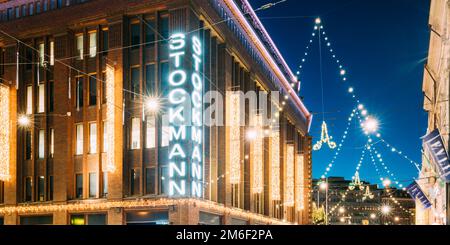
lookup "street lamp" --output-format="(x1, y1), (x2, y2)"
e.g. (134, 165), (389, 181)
(339, 207), (345, 214)
(370, 213), (377, 219)
(18, 115), (31, 127)
(363, 117), (379, 133)
(381, 205), (391, 215)
(383, 179), (392, 187)
(145, 96), (160, 113)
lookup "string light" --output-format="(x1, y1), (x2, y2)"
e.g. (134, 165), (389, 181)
(313, 121), (337, 150)
(271, 128), (281, 200)
(285, 145), (295, 207)
(251, 114), (264, 194)
(105, 65), (116, 173)
(296, 154), (305, 210)
(227, 92), (241, 185)
(0, 84), (11, 181)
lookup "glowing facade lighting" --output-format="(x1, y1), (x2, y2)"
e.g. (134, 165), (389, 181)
(295, 154), (305, 211)
(0, 85), (11, 181)
(228, 91), (241, 185)
(251, 114), (263, 194)
(285, 144), (295, 207)
(105, 65), (116, 173)
(270, 129), (281, 200)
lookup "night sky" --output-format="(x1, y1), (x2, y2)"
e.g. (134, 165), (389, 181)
(249, 0), (431, 186)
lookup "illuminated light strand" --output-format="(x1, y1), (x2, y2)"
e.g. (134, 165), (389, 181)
(321, 108), (358, 178)
(271, 128), (281, 200)
(284, 144), (295, 207)
(0, 84), (11, 181)
(252, 114), (264, 194)
(294, 23), (319, 91)
(0, 198), (290, 224)
(227, 91), (241, 185)
(296, 154), (305, 210)
(378, 138), (421, 172)
(104, 65), (116, 173)
(368, 148), (414, 216)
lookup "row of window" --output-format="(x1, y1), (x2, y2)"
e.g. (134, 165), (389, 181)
(23, 175), (53, 202)
(25, 83), (54, 115)
(0, 0), (88, 22)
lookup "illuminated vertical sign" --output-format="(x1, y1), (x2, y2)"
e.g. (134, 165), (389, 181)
(167, 33), (203, 198)
(0, 84), (10, 181)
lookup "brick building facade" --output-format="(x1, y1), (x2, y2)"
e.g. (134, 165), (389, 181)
(0, 0), (313, 225)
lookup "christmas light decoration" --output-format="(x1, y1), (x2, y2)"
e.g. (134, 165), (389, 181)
(251, 114), (264, 194)
(285, 144), (295, 207)
(271, 129), (281, 200)
(0, 84), (11, 181)
(362, 185), (374, 201)
(105, 65), (116, 173)
(348, 171), (365, 191)
(0, 198), (289, 224)
(296, 154), (305, 211)
(228, 91), (241, 184)
(313, 121), (337, 150)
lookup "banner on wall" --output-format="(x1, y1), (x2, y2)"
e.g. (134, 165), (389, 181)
(406, 181), (432, 209)
(422, 129), (450, 182)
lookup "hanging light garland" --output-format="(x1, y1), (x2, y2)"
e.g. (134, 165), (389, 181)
(0, 84), (11, 181)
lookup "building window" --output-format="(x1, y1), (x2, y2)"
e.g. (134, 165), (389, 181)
(7, 8), (13, 20)
(199, 212), (222, 225)
(89, 123), (97, 154)
(21, 5), (27, 17)
(131, 117), (140, 150)
(20, 216), (53, 225)
(38, 129), (45, 159)
(145, 64), (155, 95)
(75, 174), (83, 199)
(50, 41), (54, 66)
(38, 83), (45, 113)
(89, 32), (97, 58)
(159, 166), (168, 195)
(49, 82), (54, 112)
(102, 172), (108, 197)
(145, 167), (156, 195)
(130, 169), (140, 196)
(36, 2), (41, 14)
(76, 77), (83, 109)
(25, 48), (33, 71)
(49, 128), (54, 158)
(48, 176), (54, 200)
(43, 0), (48, 12)
(26, 85), (32, 115)
(88, 75), (97, 106)
(15, 7), (20, 19)
(101, 28), (108, 54)
(89, 173), (97, 198)
(144, 19), (155, 48)
(37, 176), (45, 201)
(160, 16), (169, 40)
(70, 214), (106, 225)
(76, 124), (83, 155)
(50, 0), (56, 9)
(145, 115), (156, 149)
(25, 130), (32, 160)
(39, 43), (45, 67)
(101, 71), (107, 104)
(125, 211), (169, 225)
(131, 23), (140, 48)
(131, 67), (140, 99)
(57, 0), (62, 8)
(29, 3), (34, 16)
(76, 34), (84, 60)
(24, 177), (32, 202)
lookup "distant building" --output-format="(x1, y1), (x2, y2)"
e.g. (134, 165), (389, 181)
(313, 177), (415, 225)
(419, 0), (449, 225)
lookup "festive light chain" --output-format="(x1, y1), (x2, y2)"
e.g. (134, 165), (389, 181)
(320, 108), (358, 178)
(294, 22), (320, 91)
(0, 198), (290, 225)
(378, 138), (421, 172)
(367, 149), (414, 216)
(313, 121), (337, 150)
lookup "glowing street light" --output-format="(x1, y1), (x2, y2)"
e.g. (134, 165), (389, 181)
(358, 104), (364, 110)
(145, 97), (160, 113)
(315, 18), (322, 25)
(381, 205), (391, 215)
(394, 217), (400, 222)
(383, 179), (392, 187)
(339, 207), (345, 214)
(370, 213), (377, 219)
(18, 115), (31, 127)
(246, 129), (258, 141)
(319, 182), (328, 191)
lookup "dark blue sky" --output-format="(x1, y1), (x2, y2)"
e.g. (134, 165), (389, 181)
(249, 0), (431, 185)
